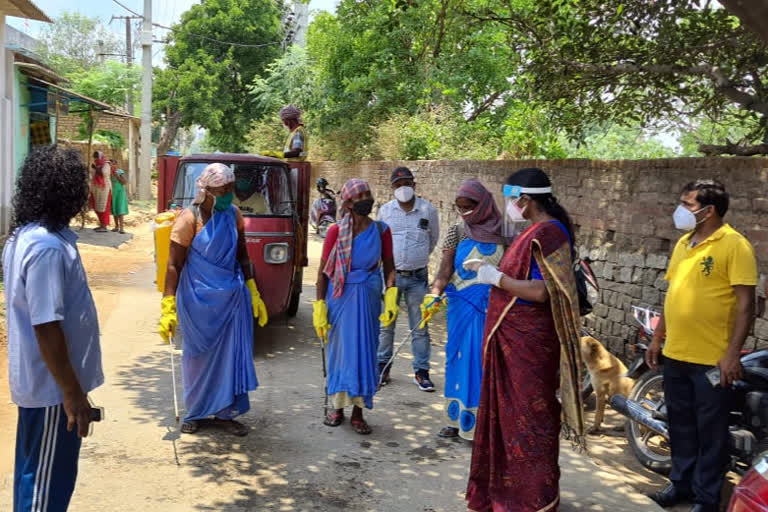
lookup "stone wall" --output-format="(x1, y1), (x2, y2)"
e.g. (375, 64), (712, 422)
(311, 158), (768, 352)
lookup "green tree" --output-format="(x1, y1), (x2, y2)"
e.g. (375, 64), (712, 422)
(303, 1), (523, 159)
(68, 61), (141, 107)
(469, 0), (768, 155)
(156, 0), (285, 153)
(37, 12), (123, 76)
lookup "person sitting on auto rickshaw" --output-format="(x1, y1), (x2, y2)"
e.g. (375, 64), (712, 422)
(158, 163), (269, 437)
(234, 167), (269, 214)
(262, 105), (308, 161)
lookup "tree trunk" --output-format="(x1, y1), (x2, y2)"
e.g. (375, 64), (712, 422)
(720, 0), (768, 46)
(157, 110), (182, 157)
(698, 142), (768, 156)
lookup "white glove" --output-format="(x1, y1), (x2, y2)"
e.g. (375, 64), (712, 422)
(477, 263), (504, 287)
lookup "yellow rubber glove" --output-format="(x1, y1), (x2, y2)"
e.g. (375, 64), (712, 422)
(261, 150), (284, 158)
(159, 295), (178, 344)
(246, 279), (269, 327)
(312, 300), (332, 343)
(419, 294), (445, 329)
(379, 286), (399, 328)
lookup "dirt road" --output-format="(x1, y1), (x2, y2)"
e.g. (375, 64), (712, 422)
(0, 224), (666, 510)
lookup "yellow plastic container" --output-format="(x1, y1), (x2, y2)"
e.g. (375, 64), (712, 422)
(154, 211), (177, 293)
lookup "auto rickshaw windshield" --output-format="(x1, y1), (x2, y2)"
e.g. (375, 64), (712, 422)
(172, 161), (294, 216)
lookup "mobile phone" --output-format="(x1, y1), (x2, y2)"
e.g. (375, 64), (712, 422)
(89, 406), (104, 422)
(705, 367), (721, 388)
(86, 406), (104, 437)
(419, 218), (429, 230)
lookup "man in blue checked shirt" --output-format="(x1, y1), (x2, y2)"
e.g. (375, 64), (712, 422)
(3, 147), (103, 512)
(377, 167), (440, 391)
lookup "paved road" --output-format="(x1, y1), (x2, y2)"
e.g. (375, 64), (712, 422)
(0, 234), (664, 511)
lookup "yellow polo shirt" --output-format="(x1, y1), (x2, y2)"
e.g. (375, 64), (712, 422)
(663, 223), (757, 366)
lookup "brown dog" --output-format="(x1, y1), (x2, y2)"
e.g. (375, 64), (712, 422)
(580, 336), (635, 433)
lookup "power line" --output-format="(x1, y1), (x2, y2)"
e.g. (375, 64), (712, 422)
(111, 0), (283, 49)
(153, 22), (282, 48)
(111, 0), (142, 18)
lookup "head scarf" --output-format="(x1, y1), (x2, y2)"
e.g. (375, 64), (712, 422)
(323, 178), (371, 298)
(279, 105), (303, 125)
(456, 179), (504, 244)
(92, 151), (107, 188)
(194, 162), (234, 204)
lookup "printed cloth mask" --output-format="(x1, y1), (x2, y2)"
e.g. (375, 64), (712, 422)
(394, 186), (415, 203)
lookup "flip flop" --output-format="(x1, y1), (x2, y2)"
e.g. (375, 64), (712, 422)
(350, 418), (372, 435)
(437, 426), (459, 438)
(213, 419), (249, 437)
(323, 411), (344, 427)
(181, 420), (199, 434)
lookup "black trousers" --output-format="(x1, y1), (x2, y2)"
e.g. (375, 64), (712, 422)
(664, 357), (730, 506)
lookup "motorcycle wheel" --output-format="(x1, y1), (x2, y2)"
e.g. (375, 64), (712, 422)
(625, 368), (672, 475)
(318, 219), (333, 239)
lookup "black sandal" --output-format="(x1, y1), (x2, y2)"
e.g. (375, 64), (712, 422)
(181, 420), (199, 434)
(438, 426), (459, 438)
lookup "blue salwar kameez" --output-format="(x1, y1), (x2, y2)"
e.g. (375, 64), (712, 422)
(444, 237), (503, 440)
(177, 206), (258, 422)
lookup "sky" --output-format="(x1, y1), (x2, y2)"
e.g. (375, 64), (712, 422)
(6, 0), (339, 65)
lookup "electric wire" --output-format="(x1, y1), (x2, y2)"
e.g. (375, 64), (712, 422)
(111, 0), (283, 49)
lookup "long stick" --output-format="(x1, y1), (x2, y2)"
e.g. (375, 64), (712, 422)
(320, 340), (328, 418)
(377, 295), (443, 391)
(169, 329), (180, 423)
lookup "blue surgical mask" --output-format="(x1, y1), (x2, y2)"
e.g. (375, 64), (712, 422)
(214, 191), (234, 212)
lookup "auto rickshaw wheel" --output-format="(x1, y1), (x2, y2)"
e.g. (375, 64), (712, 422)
(286, 269), (303, 317)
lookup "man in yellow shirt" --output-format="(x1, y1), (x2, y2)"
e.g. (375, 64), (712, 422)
(647, 180), (757, 512)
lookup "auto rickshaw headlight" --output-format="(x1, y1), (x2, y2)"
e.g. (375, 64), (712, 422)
(264, 243), (291, 264)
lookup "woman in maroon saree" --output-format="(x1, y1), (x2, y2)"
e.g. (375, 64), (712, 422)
(465, 168), (585, 512)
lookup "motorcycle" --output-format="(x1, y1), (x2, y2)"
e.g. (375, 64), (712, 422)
(611, 347), (768, 476)
(310, 178), (337, 238)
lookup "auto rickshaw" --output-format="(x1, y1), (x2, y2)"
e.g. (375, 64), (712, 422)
(155, 153), (310, 319)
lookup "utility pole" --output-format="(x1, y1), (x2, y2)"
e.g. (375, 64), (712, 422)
(110, 15), (141, 114)
(138, 0), (153, 201)
(125, 18), (133, 114)
(97, 40), (105, 64)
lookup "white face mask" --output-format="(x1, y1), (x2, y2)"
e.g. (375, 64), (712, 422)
(506, 198), (527, 222)
(394, 186), (415, 203)
(673, 205), (709, 231)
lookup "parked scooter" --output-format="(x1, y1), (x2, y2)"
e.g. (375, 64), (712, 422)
(612, 345), (768, 476)
(310, 178), (337, 238)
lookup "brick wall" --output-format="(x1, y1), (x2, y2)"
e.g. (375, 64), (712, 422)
(57, 113), (129, 141)
(56, 140), (128, 172)
(311, 158), (768, 352)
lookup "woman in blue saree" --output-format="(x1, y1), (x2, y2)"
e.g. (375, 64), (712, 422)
(421, 180), (504, 440)
(313, 179), (398, 435)
(159, 163), (269, 436)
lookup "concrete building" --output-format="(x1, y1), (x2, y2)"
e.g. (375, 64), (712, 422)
(1, 0), (50, 235)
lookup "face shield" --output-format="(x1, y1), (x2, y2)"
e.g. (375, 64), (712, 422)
(502, 184), (552, 240)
